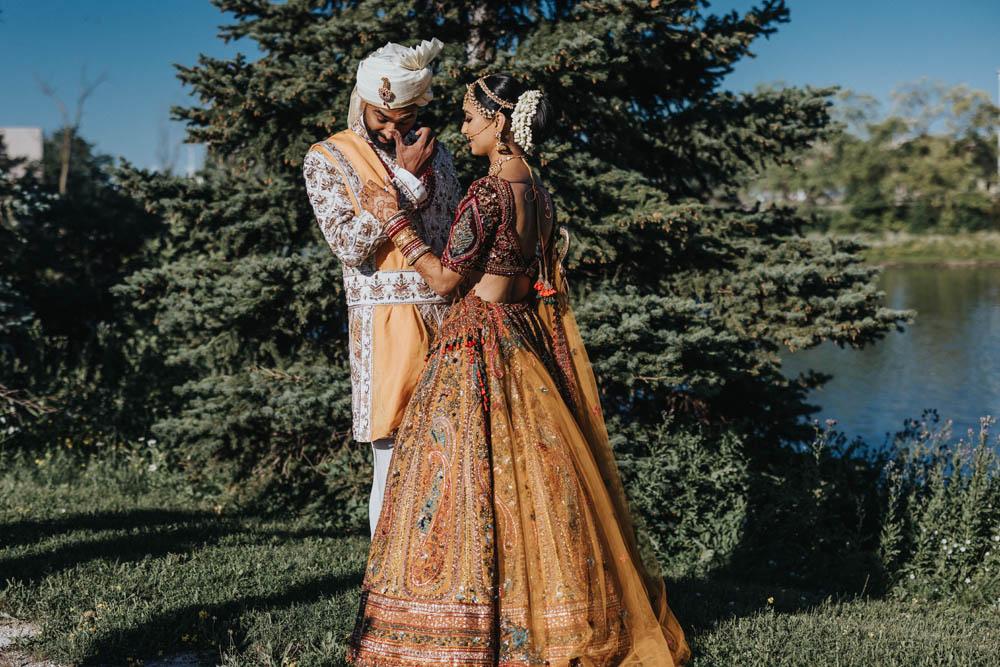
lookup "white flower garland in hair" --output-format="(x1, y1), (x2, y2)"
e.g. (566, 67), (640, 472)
(511, 90), (543, 154)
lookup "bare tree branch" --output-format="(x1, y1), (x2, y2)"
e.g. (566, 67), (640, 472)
(34, 67), (107, 195)
(1, 383), (57, 421)
(73, 65), (107, 129)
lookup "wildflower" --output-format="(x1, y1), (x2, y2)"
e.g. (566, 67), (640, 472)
(965, 577), (971, 584)
(767, 597), (774, 604)
(909, 573), (915, 579)
(198, 610), (209, 619)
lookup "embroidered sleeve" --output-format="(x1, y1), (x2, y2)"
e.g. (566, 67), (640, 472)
(440, 179), (505, 275)
(303, 147), (387, 268)
(393, 166), (427, 208)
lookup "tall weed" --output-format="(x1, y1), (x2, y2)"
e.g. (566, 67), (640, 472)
(879, 411), (1000, 607)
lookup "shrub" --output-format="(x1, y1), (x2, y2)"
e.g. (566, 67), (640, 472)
(879, 411), (1000, 606)
(619, 414), (749, 576)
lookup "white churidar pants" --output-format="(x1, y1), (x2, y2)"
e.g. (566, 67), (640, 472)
(369, 437), (395, 538)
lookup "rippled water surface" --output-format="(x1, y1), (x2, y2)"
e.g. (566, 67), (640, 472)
(780, 266), (1000, 448)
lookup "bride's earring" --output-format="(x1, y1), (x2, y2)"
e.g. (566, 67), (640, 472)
(494, 118), (511, 154)
(495, 131), (511, 154)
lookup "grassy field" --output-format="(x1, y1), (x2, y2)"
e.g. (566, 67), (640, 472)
(3, 442), (998, 666)
(842, 231), (1000, 266)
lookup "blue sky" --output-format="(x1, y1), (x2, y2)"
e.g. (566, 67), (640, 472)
(2, 0), (998, 171)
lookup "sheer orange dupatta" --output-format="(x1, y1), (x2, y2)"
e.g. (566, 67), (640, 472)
(534, 227), (691, 666)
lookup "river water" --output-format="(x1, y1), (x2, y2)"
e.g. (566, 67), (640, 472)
(780, 265), (1000, 449)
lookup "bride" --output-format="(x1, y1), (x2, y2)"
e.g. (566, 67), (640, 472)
(346, 73), (690, 667)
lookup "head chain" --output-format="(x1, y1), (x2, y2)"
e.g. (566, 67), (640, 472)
(464, 76), (515, 120)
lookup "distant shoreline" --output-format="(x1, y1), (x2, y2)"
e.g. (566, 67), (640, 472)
(817, 232), (1000, 268)
(870, 258), (1000, 268)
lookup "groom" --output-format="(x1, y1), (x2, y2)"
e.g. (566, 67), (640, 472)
(302, 38), (461, 537)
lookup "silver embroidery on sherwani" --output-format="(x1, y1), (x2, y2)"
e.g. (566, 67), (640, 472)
(304, 120), (460, 441)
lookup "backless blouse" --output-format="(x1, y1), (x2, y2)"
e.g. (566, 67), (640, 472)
(440, 176), (554, 278)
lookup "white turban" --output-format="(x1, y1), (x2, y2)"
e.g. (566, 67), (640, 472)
(348, 38), (445, 127)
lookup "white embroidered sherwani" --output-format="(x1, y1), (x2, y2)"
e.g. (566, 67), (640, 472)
(303, 118), (461, 442)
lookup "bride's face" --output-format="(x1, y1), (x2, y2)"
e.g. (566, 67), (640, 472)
(460, 102), (497, 156)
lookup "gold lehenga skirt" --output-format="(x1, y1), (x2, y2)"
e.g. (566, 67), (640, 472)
(346, 292), (690, 666)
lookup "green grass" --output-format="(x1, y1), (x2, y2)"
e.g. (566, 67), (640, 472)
(845, 231), (1000, 265)
(3, 442), (999, 666)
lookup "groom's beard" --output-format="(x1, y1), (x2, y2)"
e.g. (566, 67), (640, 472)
(366, 125), (396, 154)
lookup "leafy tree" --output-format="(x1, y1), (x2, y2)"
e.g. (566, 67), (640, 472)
(2, 130), (166, 448)
(4, 130), (161, 339)
(750, 81), (1000, 232)
(114, 0), (908, 528)
(1, 138), (54, 426)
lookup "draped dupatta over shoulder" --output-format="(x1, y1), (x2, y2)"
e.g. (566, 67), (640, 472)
(534, 232), (691, 664)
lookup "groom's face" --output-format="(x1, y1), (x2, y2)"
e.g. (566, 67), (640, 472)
(363, 103), (419, 153)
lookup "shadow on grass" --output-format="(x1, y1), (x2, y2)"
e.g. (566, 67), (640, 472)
(0, 508), (350, 586)
(3, 507), (366, 665)
(76, 569), (363, 667)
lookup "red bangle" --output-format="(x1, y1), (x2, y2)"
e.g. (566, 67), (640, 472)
(385, 211), (410, 238)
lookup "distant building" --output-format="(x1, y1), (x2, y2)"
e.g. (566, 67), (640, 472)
(0, 126), (43, 179)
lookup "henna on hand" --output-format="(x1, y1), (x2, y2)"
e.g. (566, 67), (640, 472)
(361, 178), (401, 222)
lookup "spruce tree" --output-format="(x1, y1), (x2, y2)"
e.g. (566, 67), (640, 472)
(115, 0), (908, 527)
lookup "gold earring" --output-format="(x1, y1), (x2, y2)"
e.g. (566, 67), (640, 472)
(495, 130), (511, 154)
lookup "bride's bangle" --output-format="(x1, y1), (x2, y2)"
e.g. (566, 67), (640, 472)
(385, 212), (431, 266)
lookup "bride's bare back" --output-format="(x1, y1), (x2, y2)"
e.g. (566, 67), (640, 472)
(469, 178), (555, 304)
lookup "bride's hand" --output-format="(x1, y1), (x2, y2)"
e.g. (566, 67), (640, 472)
(360, 177), (401, 222)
